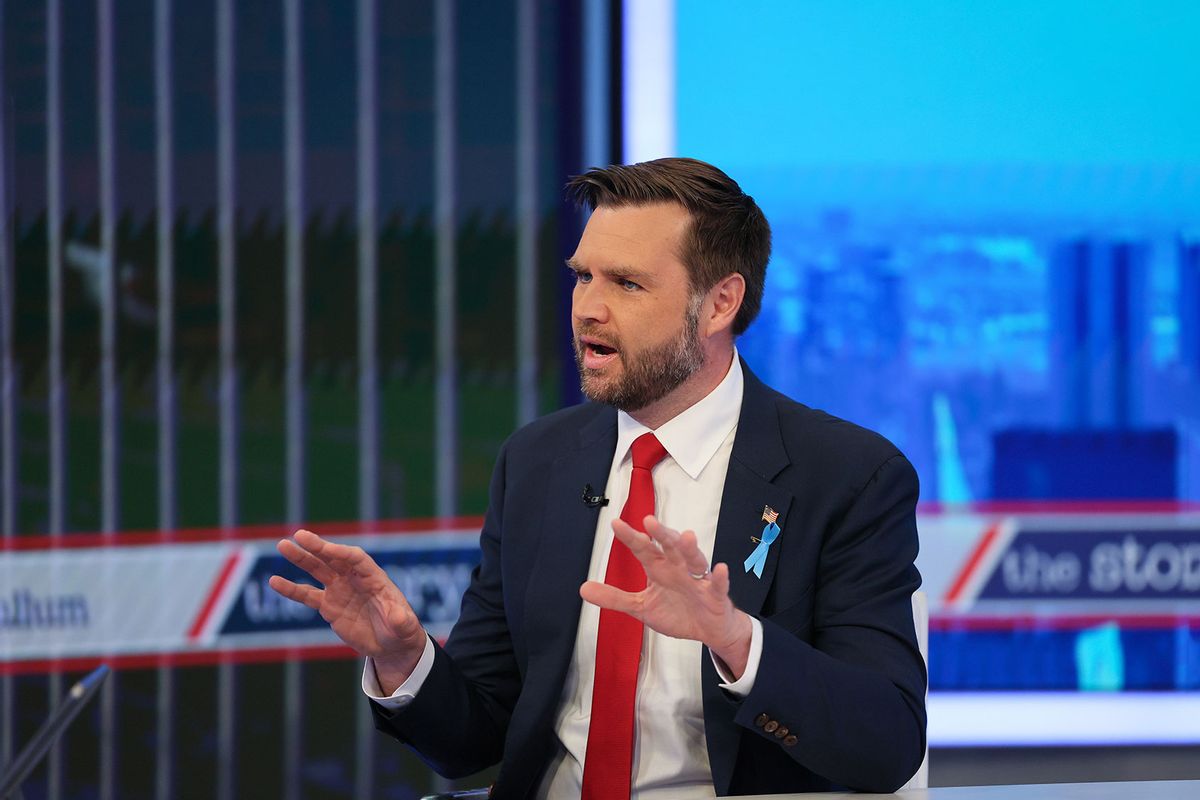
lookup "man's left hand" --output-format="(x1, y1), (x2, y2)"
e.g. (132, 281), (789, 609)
(580, 515), (754, 679)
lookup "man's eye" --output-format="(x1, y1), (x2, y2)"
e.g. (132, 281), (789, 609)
(619, 279), (641, 291)
(576, 271), (592, 283)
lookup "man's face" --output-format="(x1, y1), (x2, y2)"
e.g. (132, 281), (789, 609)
(568, 203), (707, 412)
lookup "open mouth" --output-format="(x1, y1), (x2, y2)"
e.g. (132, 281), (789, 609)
(580, 337), (620, 368)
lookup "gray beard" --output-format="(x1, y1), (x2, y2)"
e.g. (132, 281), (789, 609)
(574, 298), (705, 413)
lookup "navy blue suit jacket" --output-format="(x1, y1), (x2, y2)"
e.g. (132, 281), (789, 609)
(373, 363), (927, 797)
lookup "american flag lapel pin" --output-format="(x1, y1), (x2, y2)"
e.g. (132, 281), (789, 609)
(752, 506), (779, 542)
(745, 506), (782, 578)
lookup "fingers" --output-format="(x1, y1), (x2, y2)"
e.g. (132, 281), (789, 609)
(677, 530), (712, 578)
(276, 536), (337, 584)
(267, 575), (324, 611)
(613, 515), (715, 580)
(610, 518), (663, 561)
(641, 515), (678, 550)
(292, 529), (371, 577)
(710, 561), (731, 595)
(643, 516), (710, 577)
(579, 580), (641, 618)
(611, 515), (683, 565)
(280, 529), (383, 586)
(274, 529), (385, 614)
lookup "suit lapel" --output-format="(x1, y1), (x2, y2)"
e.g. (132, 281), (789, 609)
(706, 363), (796, 796)
(712, 363), (794, 617)
(522, 407), (617, 674)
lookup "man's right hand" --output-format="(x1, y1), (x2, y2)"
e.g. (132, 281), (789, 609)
(269, 529), (427, 694)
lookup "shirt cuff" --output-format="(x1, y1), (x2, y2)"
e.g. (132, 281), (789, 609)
(711, 616), (763, 697)
(361, 634), (436, 709)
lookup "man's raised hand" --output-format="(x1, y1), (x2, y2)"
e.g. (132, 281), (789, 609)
(268, 530), (427, 693)
(579, 515), (754, 679)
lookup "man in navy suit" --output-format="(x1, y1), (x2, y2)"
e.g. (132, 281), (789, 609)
(271, 158), (926, 797)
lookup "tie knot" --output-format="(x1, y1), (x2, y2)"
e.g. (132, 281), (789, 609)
(630, 432), (667, 471)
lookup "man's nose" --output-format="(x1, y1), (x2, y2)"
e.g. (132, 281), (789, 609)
(572, 283), (609, 324)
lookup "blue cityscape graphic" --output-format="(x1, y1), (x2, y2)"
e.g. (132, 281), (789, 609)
(737, 211), (1200, 502)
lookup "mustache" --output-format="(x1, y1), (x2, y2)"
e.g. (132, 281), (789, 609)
(574, 324), (622, 352)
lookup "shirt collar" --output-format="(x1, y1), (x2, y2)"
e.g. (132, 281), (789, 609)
(615, 349), (744, 480)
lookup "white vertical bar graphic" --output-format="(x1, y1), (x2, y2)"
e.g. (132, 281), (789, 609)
(284, 0), (305, 526)
(622, 0), (675, 163)
(283, 2), (305, 798)
(46, 2), (67, 794)
(357, 0), (379, 525)
(155, 1), (177, 796)
(582, 0), (610, 169)
(217, 0), (238, 532)
(0, 0), (17, 771)
(46, 0), (65, 537)
(98, 0), (118, 536)
(97, 1), (119, 798)
(156, 0), (176, 535)
(355, 4), (379, 791)
(0, 0), (12, 535)
(515, 0), (537, 426)
(215, 2), (237, 798)
(434, 0), (458, 517)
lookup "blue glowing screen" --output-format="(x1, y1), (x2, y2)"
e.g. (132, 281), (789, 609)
(674, 0), (1200, 503)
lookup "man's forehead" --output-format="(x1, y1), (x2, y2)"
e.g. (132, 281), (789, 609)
(573, 203), (690, 260)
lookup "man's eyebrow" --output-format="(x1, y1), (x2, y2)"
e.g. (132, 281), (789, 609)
(567, 260), (651, 282)
(603, 265), (647, 280)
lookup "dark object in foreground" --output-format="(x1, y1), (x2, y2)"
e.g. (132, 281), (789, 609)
(0, 665), (111, 799)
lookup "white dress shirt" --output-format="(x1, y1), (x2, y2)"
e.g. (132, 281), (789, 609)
(365, 353), (765, 799)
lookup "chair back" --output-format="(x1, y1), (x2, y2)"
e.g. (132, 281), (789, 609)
(898, 589), (930, 791)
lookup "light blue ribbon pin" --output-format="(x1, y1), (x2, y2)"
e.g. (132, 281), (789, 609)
(744, 508), (781, 578)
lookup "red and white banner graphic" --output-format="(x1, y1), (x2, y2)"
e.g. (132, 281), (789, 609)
(0, 519), (483, 674)
(3, 504), (1198, 674)
(918, 503), (1200, 624)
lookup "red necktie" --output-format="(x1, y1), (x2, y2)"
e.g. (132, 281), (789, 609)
(582, 432), (668, 800)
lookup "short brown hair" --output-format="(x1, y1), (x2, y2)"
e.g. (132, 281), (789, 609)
(566, 157), (771, 336)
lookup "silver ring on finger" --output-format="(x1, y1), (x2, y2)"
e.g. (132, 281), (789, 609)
(689, 569), (711, 580)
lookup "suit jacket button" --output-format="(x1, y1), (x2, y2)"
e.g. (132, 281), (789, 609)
(763, 720), (779, 733)
(754, 713), (769, 728)
(774, 726), (789, 738)
(783, 735), (798, 747)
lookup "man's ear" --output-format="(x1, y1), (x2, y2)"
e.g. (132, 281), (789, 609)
(703, 273), (746, 338)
